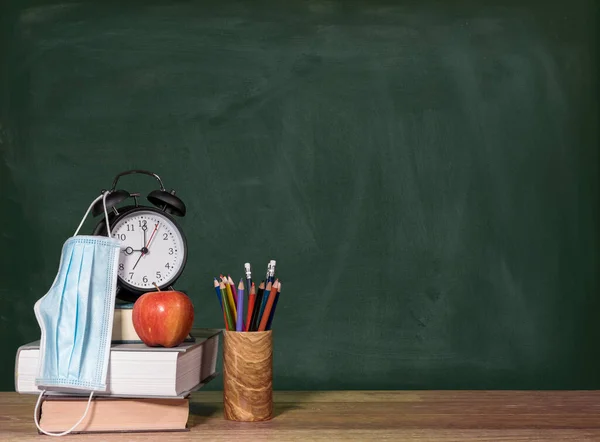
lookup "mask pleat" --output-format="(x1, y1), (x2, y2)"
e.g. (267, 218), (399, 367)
(56, 243), (85, 379)
(39, 243), (76, 377)
(51, 243), (76, 377)
(88, 243), (115, 386)
(35, 235), (119, 392)
(68, 242), (95, 380)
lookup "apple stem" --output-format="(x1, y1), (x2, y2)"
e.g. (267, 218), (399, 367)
(153, 283), (161, 292)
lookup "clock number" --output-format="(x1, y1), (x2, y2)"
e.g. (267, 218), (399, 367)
(138, 220), (147, 228)
(119, 263), (124, 271)
(165, 263), (171, 269)
(129, 272), (134, 279)
(115, 234), (126, 241)
(127, 224), (134, 232)
(143, 276), (148, 283)
(169, 248), (174, 255)
(156, 271), (162, 279)
(163, 233), (168, 240)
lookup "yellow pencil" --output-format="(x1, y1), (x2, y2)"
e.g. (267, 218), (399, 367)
(224, 277), (237, 322)
(220, 282), (235, 330)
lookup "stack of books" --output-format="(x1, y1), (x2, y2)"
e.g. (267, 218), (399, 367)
(14, 301), (221, 434)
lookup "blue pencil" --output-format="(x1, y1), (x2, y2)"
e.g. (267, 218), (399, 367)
(266, 282), (281, 330)
(257, 281), (272, 326)
(236, 279), (245, 332)
(213, 278), (222, 308)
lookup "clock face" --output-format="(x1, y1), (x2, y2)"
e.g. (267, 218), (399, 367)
(110, 209), (186, 291)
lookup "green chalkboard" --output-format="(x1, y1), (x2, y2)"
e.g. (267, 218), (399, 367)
(0, 0), (598, 391)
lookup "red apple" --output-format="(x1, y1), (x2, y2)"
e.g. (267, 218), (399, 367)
(132, 289), (194, 348)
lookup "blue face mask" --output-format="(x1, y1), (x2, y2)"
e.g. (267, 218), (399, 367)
(33, 192), (120, 436)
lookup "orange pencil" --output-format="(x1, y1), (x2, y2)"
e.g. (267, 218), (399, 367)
(266, 281), (282, 330)
(257, 281), (272, 328)
(245, 283), (256, 332)
(258, 280), (279, 331)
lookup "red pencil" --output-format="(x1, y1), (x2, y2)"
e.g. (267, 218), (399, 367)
(245, 283), (256, 332)
(258, 280), (279, 331)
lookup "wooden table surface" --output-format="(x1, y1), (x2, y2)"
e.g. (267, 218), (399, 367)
(2, 391), (600, 441)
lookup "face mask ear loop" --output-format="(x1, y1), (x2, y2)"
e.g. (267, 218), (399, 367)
(73, 192), (111, 237)
(102, 191), (112, 237)
(34, 390), (95, 437)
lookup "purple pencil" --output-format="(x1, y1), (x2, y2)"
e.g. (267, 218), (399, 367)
(236, 279), (245, 332)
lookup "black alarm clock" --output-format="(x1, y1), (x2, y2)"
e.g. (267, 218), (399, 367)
(91, 170), (187, 302)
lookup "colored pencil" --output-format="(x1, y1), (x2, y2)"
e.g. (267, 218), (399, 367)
(250, 281), (265, 331)
(245, 282), (256, 332)
(220, 274), (232, 306)
(220, 282), (235, 330)
(258, 280), (279, 331)
(257, 281), (272, 330)
(230, 275), (245, 330)
(213, 278), (222, 308)
(228, 275), (238, 310)
(266, 281), (281, 331)
(213, 278), (228, 330)
(245, 263), (252, 300)
(236, 279), (244, 332)
(224, 277), (237, 322)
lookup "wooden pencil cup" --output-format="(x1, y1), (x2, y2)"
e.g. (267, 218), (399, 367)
(223, 330), (273, 422)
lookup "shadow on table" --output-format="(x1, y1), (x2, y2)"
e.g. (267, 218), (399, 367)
(272, 391), (322, 418)
(188, 391), (322, 424)
(188, 401), (220, 427)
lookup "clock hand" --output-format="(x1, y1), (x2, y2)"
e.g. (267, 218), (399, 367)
(142, 224), (147, 249)
(132, 252), (144, 270)
(123, 247), (143, 255)
(144, 222), (160, 253)
(133, 223), (159, 271)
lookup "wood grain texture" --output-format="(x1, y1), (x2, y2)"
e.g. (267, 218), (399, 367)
(1, 0), (599, 393)
(222, 330), (273, 422)
(3, 391), (600, 441)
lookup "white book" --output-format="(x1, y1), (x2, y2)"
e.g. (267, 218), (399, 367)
(15, 329), (221, 398)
